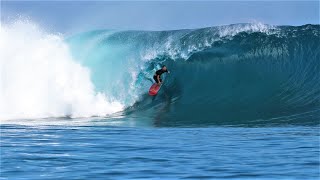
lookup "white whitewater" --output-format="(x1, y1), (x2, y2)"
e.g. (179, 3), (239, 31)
(0, 20), (123, 121)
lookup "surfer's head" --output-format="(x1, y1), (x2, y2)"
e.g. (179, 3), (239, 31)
(162, 65), (167, 71)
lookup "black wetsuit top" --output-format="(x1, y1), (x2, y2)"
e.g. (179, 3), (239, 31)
(155, 69), (168, 76)
(153, 69), (168, 83)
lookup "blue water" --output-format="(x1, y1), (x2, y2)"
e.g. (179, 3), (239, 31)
(1, 121), (319, 179)
(1, 23), (320, 179)
(66, 24), (320, 125)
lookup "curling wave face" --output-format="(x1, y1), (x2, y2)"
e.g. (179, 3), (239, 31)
(66, 23), (320, 126)
(1, 21), (319, 126)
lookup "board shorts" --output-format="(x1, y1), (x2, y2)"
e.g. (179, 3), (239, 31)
(153, 75), (162, 84)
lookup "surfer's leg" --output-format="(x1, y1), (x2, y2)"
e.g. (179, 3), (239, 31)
(153, 76), (159, 83)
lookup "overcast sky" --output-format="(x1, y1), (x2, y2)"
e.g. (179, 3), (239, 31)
(1, 1), (319, 34)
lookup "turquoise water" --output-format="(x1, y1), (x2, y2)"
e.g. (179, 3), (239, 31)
(1, 23), (319, 179)
(1, 120), (319, 179)
(66, 24), (320, 124)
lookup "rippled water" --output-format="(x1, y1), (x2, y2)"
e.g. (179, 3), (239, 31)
(1, 119), (319, 179)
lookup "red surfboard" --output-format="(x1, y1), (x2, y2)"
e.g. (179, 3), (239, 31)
(149, 83), (161, 96)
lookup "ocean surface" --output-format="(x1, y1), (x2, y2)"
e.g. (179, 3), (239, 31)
(1, 22), (320, 179)
(1, 123), (319, 179)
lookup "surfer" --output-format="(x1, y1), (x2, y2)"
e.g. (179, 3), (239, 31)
(153, 65), (170, 85)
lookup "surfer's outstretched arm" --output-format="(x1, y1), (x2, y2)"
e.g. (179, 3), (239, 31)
(147, 77), (153, 83)
(140, 72), (154, 83)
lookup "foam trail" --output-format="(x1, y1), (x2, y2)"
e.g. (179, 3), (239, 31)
(0, 20), (123, 121)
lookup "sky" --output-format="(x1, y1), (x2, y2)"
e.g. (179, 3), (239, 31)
(1, 1), (319, 34)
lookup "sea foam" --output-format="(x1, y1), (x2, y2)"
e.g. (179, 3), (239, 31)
(0, 20), (123, 121)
